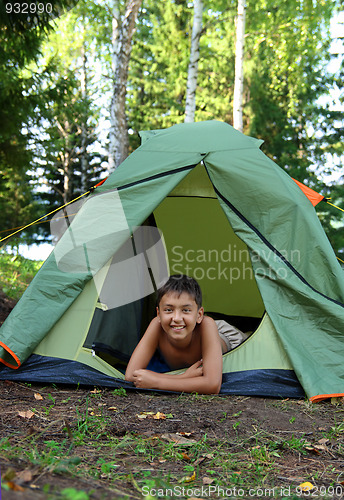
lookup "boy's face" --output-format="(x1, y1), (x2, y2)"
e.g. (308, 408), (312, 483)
(157, 291), (204, 342)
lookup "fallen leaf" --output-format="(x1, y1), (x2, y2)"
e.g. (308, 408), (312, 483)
(181, 452), (191, 460)
(17, 410), (35, 419)
(160, 433), (198, 445)
(184, 471), (196, 483)
(177, 431), (193, 436)
(318, 438), (329, 445)
(331, 397), (344, 404)
(5, 481), (25, 492)
(202, 476), (214, 485)
(90, 389), (101, 394)
(34, 393), (43, 400)
(153, 411), (166, 420)
(314, 444), (328, 452)
(136, 411), (155, 419)
(108, 406), (118, 411)
(299, 482), (315, 492)
(16, 469), (33, 483)
(305, 446), (321, 454)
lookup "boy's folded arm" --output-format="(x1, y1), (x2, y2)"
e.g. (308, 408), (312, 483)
(131, 331), (223, 393)
(130, 367), (221, 394)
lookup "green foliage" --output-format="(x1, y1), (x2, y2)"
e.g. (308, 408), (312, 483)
(1, 0), (343, 254)
(33, 2), (106, 212)
(112, 387), (127, 397)
(0, 20), (47, 246)
(36, 67), (104, 204)
(245, 0), (335, 174)
(0, 251), (42, 300)
(60, 488), (91, 500)
(128, 0), (193, 150)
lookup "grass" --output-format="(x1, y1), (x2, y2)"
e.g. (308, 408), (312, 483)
(1, 388), (344, 499)
(0, 250), (42, 300)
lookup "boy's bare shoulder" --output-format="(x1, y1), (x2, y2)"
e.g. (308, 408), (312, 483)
(193, 315), (216, 331)
(198, 315), (219, 340)
(203, 315), (216, 325)
(142, 316), (163, 340)
(150, 316), (160, 327)
(201, 315), (217, 330)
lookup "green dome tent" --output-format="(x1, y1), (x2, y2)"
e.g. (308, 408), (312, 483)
(1, 120), (344, 401)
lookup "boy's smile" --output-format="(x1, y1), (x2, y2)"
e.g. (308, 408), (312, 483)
(157, 291), (204, 345)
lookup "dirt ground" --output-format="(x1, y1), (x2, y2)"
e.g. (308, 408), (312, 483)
(1, 382), (344, 499)
(0, 290), (17, 327)
(1, 295), (344, 499)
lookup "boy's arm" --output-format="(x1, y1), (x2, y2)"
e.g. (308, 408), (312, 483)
(130, 317), (223, 394)
(125, 317), (160, 381)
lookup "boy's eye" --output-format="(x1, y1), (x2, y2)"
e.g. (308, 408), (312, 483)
(183, 308), (191, 313)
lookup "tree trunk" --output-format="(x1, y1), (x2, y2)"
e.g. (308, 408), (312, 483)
(184, 0), (203, 123)
(108, 0), (142, 172)
(233, 0), (246, 132)
(80, 35), (88, 194)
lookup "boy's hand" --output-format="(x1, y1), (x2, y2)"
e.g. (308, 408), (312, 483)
(184, 359), (203, 378)
(132, 369), (157, 388)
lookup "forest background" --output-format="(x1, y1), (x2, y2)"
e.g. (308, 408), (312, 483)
(1, 0), (344, 260)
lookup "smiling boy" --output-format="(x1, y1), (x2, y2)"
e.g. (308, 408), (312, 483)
(125, 275), (223, 394)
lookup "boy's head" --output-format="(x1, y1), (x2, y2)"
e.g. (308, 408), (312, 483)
(157, 275), (202, 310)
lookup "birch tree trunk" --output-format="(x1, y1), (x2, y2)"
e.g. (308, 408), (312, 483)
(80, 34), (88, 194)
(184, 0), (203, 123)
(108, 0), (142, 172)
(233, 0), (246, 132)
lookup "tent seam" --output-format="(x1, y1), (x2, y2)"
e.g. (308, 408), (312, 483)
(141, 147), (260, 153)
(116, 164), (200, 191)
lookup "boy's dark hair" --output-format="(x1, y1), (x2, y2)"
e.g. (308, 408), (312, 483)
(157, 275), (202, 309)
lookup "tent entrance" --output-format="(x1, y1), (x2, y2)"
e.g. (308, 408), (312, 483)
(83, 163), (265, 371)
(153, 163), (265, 320)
